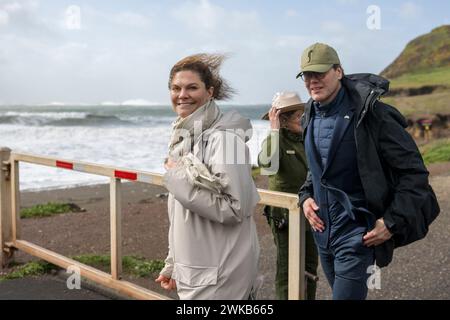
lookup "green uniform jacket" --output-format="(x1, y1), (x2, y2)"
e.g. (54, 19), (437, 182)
(258, 128), (308, 194)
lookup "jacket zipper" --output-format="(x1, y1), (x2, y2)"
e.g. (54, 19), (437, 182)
(356, 89), (381, 128)
(354, 88), (382, 202)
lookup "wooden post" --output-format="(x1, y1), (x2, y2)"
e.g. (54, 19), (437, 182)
(110, 178), (122, 279)
(0, 147), (13, 268)
(10, 159), (21, 242)
(288, 205), (306, 300)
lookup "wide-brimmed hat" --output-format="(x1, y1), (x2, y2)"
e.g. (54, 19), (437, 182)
(295, 42), (341, 79)
(261, 92), (305, 120)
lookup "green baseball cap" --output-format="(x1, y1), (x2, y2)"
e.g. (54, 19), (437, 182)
(296, 43), (341, 79)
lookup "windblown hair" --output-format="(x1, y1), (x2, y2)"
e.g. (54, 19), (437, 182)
(168, 53), (235, 101)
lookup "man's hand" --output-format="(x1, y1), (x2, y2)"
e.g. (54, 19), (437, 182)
(155, 274), (177, 290)
(302, 198), (324, 232)
(363, 218), (393, 247)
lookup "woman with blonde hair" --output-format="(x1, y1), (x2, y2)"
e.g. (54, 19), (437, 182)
(155, 53), (260, 300)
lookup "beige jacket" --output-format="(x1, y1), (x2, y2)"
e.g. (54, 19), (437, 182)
(161, 110), (260, 300)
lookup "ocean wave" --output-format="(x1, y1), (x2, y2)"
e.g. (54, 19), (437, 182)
(0, 113), (135, 126)
(3, 111), (87, 119)
(49, 114), (133, 126)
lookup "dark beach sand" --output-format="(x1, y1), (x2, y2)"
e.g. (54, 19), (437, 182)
(11, 165), (450, 299)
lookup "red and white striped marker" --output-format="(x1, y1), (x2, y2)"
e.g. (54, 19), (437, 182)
(55, 159), (153, 183)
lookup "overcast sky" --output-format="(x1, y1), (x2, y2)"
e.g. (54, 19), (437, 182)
(0, 0), (449, 105)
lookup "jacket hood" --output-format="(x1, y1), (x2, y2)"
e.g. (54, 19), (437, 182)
(210, 110), (253, 142)
(342, 73), (389, 111)
(342, 73), (407, 128)
(344, 73), (390, 96)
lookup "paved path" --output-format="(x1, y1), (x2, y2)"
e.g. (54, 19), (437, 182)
(0, 275), (116, 300)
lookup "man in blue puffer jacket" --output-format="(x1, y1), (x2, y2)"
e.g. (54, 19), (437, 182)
(297, 43), (439, 300)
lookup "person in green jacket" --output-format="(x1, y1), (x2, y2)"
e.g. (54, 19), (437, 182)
(258, 92), (318, 300)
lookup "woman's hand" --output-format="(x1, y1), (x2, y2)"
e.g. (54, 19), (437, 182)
(164, 158), (177, 171)
(155, 274), (177, 290)
(363, 218), (393, 247)
(302, 197), (324, 232)
(268, 106), (281, 130)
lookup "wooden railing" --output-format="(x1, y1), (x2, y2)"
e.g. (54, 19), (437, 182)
(0, 147), (305, 300)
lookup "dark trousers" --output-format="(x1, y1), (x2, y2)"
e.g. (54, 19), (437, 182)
(269, 207), (318, 300)
(317, 231), (375, 300)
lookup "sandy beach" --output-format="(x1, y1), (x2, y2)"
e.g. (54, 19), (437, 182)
(11, 164), (450, 300)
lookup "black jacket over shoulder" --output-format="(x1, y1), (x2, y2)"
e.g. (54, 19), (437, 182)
(298, 73), (440, 267)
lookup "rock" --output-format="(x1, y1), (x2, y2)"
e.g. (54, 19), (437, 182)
(156, 193), (169, 198)
(67, 203), (86, 212)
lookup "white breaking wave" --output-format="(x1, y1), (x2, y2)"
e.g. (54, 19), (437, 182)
(101, 101), (119, 106)
(2, 111), (88, 119)
(121, 99), (160, 106)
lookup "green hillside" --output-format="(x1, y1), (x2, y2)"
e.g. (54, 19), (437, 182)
(388, 66), (450, 89)
(379, 25), (450, 117)
(382, 90), (450, 117)
(381, 25), (450, 80)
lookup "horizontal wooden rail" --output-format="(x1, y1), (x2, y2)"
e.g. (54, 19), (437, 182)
(257, 188), (299, 211)
(7, 240), (168, 300)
